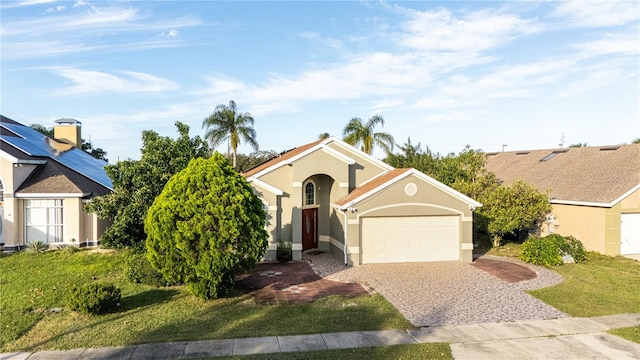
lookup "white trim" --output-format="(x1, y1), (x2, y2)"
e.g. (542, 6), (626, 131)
(250, 138), (357, 179)
(292, 243), (303, 251)
(318, 144), (356, 165)
(268, 205), (278, 211)
(321, 137), (394, 171)
(330, 237), (343, 248)
(303, 179), (316, 206)
(339, 182), (349, 188)
(247, 177), (284, 196)
(319, 235), (331, 243)
(461, 243), (474, 250)
(16, 192), (88, 198)
(340, 169), (482, 210)
(357, 203), (464, 218)
(347, 246), (360, 254)
(292, 182), (303, 188)
(347, 219), (359, 225)
(550, 183), (640, 208)
(268, 243), (278, 251)
(462, 216), (473, 222)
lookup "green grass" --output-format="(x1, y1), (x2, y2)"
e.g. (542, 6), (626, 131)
(528, 252), (640, 317)
(0, 250), (411, 352)
(484, 242), (522, 258)
(201, 343), (452, 359)
(609, 326), (640, 344)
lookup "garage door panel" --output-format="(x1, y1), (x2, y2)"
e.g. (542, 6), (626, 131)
(621, 213), (640, 255)
(361, 216), (459, 264)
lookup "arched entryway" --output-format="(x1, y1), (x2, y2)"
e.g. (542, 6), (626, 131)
(301, 174), (334, 251)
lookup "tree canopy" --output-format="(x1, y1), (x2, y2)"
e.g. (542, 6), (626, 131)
(145, 153), (268, 299)
(234, 150), (279, 173)
(85, 122), (210, 248)
(202, 100), (259, 168)
(342, 114), (394, 155)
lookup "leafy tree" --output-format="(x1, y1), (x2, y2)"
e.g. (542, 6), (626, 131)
(343, 114), (394, 155)
(385, 137), (439, 175)
(632, 138), (640, 144)
(235, 150), (279, 173)
(318, 132), (331, 139)
(85, 122), (209, 248)
(202, 100), (259, 168)
(569, 142), (587, 148)
(30, 123), (108, 161)
(481, 181), (552, 247)
(29, 123), (53, 137)
(145, 153), (268, 299)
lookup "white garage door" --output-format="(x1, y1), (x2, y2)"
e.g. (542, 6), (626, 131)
(361, 216), (459, 264)
(621, 213), (640, 255)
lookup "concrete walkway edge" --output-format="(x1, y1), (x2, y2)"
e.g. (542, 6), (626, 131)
(2, 314), (639, 359)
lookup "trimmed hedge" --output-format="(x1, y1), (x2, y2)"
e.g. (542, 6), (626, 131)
(66, 283), (121, 314)
(519, 234), (587, 268)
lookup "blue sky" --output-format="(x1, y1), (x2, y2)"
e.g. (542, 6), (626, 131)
(2, 0), (638, 162)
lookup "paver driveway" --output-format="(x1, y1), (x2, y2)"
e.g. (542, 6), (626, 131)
(307, 253), (566, 327)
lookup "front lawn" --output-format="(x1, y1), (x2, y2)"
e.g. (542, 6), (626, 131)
(528, 252), (640, 317)
(0, 250), (411, 352)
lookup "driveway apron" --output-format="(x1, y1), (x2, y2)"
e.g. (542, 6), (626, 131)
(314, 255), (566, 327)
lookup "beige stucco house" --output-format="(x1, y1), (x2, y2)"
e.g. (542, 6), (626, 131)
(486, 144), (640, 256)
(0, 116), (112, 251)
(242, 137), (481, 265)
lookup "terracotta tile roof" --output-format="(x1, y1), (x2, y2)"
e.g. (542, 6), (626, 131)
(241, 139), (325, 178)
(335, 168), (410, 207)
(485, 144), (640, 204)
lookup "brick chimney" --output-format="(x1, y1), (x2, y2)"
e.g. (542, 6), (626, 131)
(53, 118), (82, 148)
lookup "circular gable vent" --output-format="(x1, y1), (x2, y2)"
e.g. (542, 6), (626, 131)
(405, 182), (417, 196)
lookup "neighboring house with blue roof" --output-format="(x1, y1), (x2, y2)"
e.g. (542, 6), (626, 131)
(0, 115), (112, 251)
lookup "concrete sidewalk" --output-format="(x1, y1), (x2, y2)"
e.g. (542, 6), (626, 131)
(2, 314), (639, 359)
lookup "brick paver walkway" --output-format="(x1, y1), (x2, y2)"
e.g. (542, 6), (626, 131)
(235, 262), (369, 304)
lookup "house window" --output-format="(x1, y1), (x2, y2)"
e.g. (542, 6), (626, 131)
(304, 181), (315, 206)
(25, 199), (63, 244)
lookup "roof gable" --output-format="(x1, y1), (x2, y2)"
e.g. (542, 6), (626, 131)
(485, 144), (640, 206)
(1, 116), (113, 191)
(335, 168), (482, 209)
(241, 136), (393, 180)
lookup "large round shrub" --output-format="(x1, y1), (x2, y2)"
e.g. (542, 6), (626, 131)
(519, 234), (587, 267)
(145, 153), (268, 299)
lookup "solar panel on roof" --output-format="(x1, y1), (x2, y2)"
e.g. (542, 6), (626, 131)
(0, 122), (113, 190)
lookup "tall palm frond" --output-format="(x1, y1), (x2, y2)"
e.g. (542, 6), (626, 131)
(342, 114), (394, 155)
(202, 100), (259, 168)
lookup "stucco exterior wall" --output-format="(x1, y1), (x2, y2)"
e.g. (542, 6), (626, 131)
(547, 204), (607, 253)
(325, 141), (388, 189)
(342, 175), (475, 265)
(620, 188), (640, 213)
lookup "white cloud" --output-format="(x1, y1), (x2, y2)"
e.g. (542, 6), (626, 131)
(551, 1), (640, 27)
(1, 0), (56, 9)
(398, 8), (540, 52)
(50, 68), (180, 95)
(571, 32), (640, 57)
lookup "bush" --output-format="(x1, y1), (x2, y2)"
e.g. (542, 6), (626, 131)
(66, 282), (121, 314)
(123, 251), (174, 287)
(145, 153), (268, 299)
(26, 240), (48, 253)
(519, 234), (587, 267)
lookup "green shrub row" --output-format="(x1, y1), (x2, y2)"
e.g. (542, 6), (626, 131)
(519, 233), (587, 268)
(65, 282), (121, 314)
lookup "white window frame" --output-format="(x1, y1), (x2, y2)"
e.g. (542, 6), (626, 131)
(25, 199), (64, 244)
(303, 180), (316, 206)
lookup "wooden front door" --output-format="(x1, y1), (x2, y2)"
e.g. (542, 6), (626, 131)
(302, 207), (318, 251)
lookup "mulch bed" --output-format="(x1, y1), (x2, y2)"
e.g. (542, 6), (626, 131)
(471, 258), (537, 283)
(235, 262), (369, 305)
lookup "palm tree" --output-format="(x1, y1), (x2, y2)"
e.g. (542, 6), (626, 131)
(202, 100), (259, 168)
(342, 114), (394, 155)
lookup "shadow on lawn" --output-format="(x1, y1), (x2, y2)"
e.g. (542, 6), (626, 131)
(119, 288), (180, 311)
